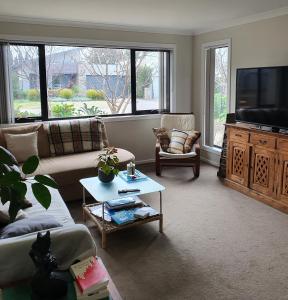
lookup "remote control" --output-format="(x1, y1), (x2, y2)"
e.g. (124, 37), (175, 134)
(118, 189), (140, 194)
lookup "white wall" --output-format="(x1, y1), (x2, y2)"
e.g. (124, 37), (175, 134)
(0, 21), (193, 162)
(192, 14), (288, 166)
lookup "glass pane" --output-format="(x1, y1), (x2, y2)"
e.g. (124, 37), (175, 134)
(45, 46), (131, 118)
(136, 51), (163, 111)
(213, 47), (228, 147)
(9, 45), (41, 118)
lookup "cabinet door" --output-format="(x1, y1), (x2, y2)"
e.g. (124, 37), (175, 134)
(250, 146), (275, 196)
(276, 152), (288, 202)
(227, 141), (249, 186)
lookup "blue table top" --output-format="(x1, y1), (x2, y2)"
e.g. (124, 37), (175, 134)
(80, 172), (165, 202)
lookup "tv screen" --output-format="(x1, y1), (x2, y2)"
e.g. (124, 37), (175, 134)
(236, 66), (288, 129)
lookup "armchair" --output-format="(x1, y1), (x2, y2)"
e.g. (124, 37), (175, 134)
(155, 113), (201, 177)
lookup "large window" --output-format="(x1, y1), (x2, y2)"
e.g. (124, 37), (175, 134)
(203, 41), (230, 149)
(7, 44), (170, 121)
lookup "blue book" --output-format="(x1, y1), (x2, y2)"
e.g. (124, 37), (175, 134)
(106, 197), (135, 208)
(110, 209), (136, 225)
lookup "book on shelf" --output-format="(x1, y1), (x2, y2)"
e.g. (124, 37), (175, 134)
(110, 209), (136, 225)
(134, 206), (158, 219)
(118, 169), (148, 182)
(74, 282), (109, 300)
(105, 196), (143, 210)
(70, 256), (109, 296)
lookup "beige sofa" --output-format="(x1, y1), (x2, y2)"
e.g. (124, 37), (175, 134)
(0, 119), (135, 201)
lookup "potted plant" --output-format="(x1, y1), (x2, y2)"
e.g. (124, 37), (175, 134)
(97, 147), (120, 183)
(0, 147), (57, 222)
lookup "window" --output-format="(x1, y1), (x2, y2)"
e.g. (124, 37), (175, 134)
(203, 41), (230, 149)
(6, 43), (170, 121)
(8, 45), (41, 119)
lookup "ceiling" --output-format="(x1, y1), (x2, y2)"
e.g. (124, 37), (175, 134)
(0, 0), (288, 35)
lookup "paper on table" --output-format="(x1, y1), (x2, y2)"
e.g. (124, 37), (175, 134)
(89, 205), (112, 222)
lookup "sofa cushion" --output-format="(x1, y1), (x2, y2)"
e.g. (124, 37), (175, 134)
(5, 131), (38, 163)
(0, 124), (50, 158)
(0, 215), (62, 239)
(48, 118), (109, 156)
(33, 148), (135, 188)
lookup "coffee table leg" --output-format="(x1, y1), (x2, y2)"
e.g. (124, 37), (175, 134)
(159, 191), (163, 233)
(102, 202), (107, 249)
(82, 187), (86, 223)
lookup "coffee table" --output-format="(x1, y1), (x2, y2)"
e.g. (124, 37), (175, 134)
(80, 173), (165, 248)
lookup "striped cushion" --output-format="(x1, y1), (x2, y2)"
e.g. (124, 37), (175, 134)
(167, 129), (188, 154)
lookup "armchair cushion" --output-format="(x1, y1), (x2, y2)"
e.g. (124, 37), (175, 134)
(159, 151), (197, 159)
(153, 127), (170, 152)
(167, 129), (188, 154)
(184, 131), (201, 153)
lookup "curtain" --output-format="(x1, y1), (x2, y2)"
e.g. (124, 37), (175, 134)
(0, 43), (13, 124)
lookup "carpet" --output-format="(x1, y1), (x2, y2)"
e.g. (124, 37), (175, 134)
(67, 163), (288, 300)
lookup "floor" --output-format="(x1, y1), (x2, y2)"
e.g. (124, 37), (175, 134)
(68, 163), (288, 300)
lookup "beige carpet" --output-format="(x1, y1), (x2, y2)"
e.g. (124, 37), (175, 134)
(68, 163), (288, 300)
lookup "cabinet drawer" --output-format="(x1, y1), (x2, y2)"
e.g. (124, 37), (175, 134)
(250, 133), (276, 149)
(277, 138), (288, 151)
(229, 129), (249, 142)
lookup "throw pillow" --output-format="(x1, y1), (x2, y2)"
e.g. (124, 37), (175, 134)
(0, 202), (27, 226)
(167, 129), (189, 154)
(152, 128), (170, 152)
(5, 131), (38, 163)
(184, 131), (201, 153)
(48, 118), (107, 156)
(0, 215), (62, 239)
(1, 124), (50, 158)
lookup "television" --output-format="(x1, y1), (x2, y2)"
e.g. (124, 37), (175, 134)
(236, 66), (288, 131)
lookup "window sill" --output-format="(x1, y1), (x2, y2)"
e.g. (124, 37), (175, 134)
(202, 145), (222, 155)
(103, 114), (162, 123)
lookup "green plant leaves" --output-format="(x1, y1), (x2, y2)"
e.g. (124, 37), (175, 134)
(22, 156), (39, 175)
(0, 171), (21, 185)
(34, 175), (58, 189)
(12, 182), (27, 199)
(0, 147), (18, 165)
(8, 197), (21, 223)
(32, 183), (51, 209)
(0, 187), (10, 204)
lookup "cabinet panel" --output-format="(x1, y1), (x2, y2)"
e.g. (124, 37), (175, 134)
(250, 133), (276, 149)
(250, 147), (275, 196)
(229, 129), (249, 143)
(227, 141), (249, 186)
(276, 152), (288, 202)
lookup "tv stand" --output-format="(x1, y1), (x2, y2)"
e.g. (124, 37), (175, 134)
(225, 123), (288, 214)
(272, 127), (280, 133)
(253, 125), (280, 133)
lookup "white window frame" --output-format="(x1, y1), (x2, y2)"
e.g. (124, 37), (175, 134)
(201, 38), (231, 154)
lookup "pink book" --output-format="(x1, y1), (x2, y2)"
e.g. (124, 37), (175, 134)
(70, 256), (109, 295)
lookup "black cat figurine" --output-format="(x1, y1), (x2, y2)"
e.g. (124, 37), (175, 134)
(29, 231), (68, 300)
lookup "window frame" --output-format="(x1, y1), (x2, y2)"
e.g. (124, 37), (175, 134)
(7, 42), (171, 123)
(201, 39), (231, 153)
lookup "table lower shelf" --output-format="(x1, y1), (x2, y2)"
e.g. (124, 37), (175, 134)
(83, 203), (162, 234)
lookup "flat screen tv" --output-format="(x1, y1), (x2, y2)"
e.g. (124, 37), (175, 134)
(236, 66), (288, 131)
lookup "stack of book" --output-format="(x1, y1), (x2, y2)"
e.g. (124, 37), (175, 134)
(70, 256), (109, 300)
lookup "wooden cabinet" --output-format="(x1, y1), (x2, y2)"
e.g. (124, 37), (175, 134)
(250, 147), (275, 196)
(276, 152), (288, 202)
(227, 141), (249, 186)
(225, 124), (288, 214)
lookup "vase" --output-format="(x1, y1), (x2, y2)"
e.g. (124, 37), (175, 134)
(98, 168), (115, 183)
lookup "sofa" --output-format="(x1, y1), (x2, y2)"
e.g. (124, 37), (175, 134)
(0, 118), (135, 201)
(0, 181), (97, 286)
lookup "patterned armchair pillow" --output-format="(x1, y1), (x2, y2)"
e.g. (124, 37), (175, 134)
(184, 131), (201, 153)
(48, 117), (109, 156)
(152, 127), (170, 152)
(167, 129), (188, 154)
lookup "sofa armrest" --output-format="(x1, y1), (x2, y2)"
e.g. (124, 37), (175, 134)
(0, 224), (96, 287)
(194, 139), (200, 156)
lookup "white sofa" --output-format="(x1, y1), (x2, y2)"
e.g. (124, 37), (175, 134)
(0, 182), (96, 286)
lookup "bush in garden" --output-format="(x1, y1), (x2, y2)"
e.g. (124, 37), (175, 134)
(27, 89), (40, 101)
(78, 103), (105, 116)
(52, 103), (75, 118)
(59, 88), (74, 99)
(86, 89), (105, 100)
